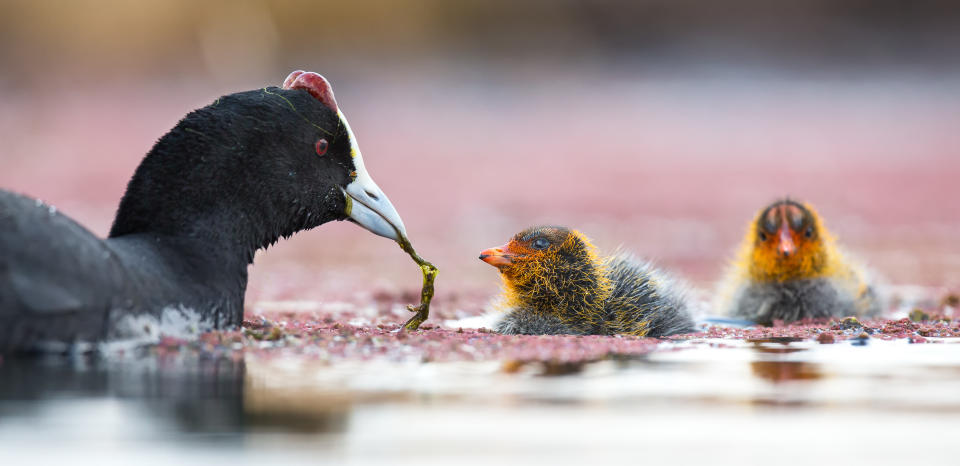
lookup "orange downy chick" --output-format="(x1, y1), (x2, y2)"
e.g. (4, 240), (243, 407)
(480, 226), (695, 337)
(716, 199), (882, 325)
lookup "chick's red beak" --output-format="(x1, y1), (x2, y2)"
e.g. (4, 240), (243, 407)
(479, 243), (514, 267)
(777, 223), (796, 257)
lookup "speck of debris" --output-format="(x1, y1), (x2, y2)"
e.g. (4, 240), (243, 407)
(835, 317), (864, 330)
(909, 309), (931, 322)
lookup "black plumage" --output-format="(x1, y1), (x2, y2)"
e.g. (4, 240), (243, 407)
(1, 82), (369, 353)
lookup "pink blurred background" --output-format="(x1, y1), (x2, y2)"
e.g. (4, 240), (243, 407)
(1, 0), (958, 310)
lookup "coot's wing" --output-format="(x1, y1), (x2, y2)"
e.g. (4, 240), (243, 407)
(0, 190), (121, 351)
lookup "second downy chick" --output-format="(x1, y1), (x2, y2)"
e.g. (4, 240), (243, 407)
(715, 199), (883, 325)
(479, 226), (695, 337)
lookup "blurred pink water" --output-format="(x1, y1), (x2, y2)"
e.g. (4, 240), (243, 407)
(2, 72), (958, 310)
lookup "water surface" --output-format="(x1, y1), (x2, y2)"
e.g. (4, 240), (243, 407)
(2, 338), (957, 465)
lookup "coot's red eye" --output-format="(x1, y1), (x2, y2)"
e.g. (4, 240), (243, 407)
(315, 139), (329, 156)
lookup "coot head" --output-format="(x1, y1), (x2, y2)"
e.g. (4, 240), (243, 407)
(110, 71), (406, 257)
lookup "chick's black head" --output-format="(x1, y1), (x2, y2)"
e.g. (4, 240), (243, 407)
(480, 226), (601, 291)
(480, 225), (610, 327)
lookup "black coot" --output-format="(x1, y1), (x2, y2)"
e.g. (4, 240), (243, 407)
(0, 70), (407, 353)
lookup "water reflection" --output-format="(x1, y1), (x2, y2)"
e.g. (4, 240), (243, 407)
(1, 340), (958, 464)
(244, 382), (350, 434)
(746, 338), (824, 383)
(750, 361), (822, 383)
(0, 354), (348, 436)
(0, 355), (245, 433)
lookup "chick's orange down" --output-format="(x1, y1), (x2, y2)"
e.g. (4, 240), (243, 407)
(716, 199), (883, 325)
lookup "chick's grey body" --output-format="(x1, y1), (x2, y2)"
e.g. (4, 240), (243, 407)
(604, 253), (696, 337)
(496, 252), (696, 337)
(727, 278), (881, 326)
(495, 311), (574, 335)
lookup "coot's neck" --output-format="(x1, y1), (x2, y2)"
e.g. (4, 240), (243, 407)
(106, 232), (252, 330)
(112, 202), (323, 265)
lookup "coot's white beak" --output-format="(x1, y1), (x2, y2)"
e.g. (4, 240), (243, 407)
(339, 111), (407, 241)
(343, 176), (406, 241)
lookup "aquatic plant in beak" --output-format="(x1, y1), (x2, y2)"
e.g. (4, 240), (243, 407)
(282, 71), (438, 330)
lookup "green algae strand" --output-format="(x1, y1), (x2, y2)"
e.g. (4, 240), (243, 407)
(396, 234), (438, 331)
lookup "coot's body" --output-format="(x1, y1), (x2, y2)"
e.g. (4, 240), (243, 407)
(0, 192), (247, 347)
(0, 72), (407, 352)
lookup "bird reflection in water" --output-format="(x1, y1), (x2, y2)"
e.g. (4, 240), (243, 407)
(747, 338), (824, 384)
(0, 354), (349, 436)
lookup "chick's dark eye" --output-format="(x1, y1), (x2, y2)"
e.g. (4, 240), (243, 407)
(315, 139), (329, 156)
(531, 238), (550, 250)
(805, 227), (814, 238)
(758, 232), (768, 242)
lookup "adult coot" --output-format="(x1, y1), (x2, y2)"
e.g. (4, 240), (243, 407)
(479, 226), (695, 337)
(714, 199), (883, 325)
(0, 70), (407, 352)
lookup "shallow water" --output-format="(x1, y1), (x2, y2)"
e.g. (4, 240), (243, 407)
(2, 337), (957, 465)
